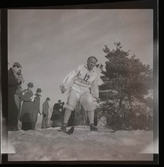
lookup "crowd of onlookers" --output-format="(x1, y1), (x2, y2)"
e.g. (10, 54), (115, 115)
(7, 62), (67, 131)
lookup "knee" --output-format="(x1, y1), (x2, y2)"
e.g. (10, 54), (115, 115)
(81, 95), (95, 111)
(65, 104), (75, 111)
(82, 93), (93, 104)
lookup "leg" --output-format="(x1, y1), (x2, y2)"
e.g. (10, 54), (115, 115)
(31, 122), (36, 130)
(31, 122), (34, 129)
(61, 89), (79, 131)
(8, 96), (19, 131)
(61, 108), (72, 131)
(63, 109), (72, 124)
(94, 112), (98, 126)
(84, 110), (88, 125)
(43, 117), (46, 128)
(52, 121), (55, 127)
(34, 122), (36, 129)
(81, 92), (98, 131)
(21, 122), (24, 130)
(41, 117), (45, 128)
(12, 104), (19, 130)
(45, 117), (49, 128)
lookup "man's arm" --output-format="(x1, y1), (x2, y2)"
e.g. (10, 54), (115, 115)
(21, 91), (33, 102)
(38, 99), (41, 115)
(60, 64), (83, 93)
(8, 70), (20, 86)
(42, 102), (46, 114)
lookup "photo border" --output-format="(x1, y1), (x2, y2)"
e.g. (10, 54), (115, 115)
(1, 0), (159, 164)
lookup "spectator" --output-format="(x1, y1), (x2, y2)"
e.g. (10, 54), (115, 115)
(31, 88), (42, 130)
(20, 82), (34, 130)
(41, 97), (50, 129)
(50, 100), (63, 127)
(8, 62), (24, 131)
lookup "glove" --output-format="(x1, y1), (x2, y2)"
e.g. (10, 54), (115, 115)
(43, 114), (47, 117)
(93, 97), (100, 103)
(60, 85), (67, 94)
(17, 74), (25, 83)
(96, 98), (100, 103)
(30, 95), (36, 101)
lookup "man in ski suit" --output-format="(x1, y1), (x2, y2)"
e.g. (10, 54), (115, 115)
(60, 56), (99, 132)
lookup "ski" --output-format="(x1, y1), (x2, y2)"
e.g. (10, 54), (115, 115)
(58, 126), (74, 135)
(97, 129), (115, 133)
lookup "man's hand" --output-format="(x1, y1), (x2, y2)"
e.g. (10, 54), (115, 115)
(17, 74), (25, 84)
(30, 95), (36, 101)
(60, 85), (67, 94)
(94, 97), (100, 103)
(43, 114), (47, 117)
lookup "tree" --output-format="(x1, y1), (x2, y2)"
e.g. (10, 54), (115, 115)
(98, 42), (153, 130)
(99, 42), (153, 109)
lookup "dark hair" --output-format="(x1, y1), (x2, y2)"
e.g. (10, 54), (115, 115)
(13, 64), (21, 68)
(87, 56), (98, 62)
(12, 62), (22, 68)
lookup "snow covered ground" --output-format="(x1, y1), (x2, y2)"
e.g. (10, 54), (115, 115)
(7, 124), (154, 162)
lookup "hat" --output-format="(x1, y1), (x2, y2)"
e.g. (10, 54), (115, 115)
(36, 88), (42, 92)
(27, 82), (34, 88)
(13, 62), (22, 68)
(46, 97), (50, 101)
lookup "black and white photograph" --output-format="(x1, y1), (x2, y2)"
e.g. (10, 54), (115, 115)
(1, 1), (159, 164)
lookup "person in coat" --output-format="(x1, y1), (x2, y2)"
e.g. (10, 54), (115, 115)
(14, 84), (24, 121)
(8, 62), (24, 131)
(31, 88), (42, 130)
(50, 100), (63, 127)
(20, 82), (34, 130)
(14, 68), (25, 121)
(41, 97), (50, 129)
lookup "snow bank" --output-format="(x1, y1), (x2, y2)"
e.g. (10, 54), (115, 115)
(8, 126), (153, 161)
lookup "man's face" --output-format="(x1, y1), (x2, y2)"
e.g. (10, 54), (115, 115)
(28, 87), (32, 91)
(37, 92), (41, 96)
(87, 58), (97, 71)
(17, 70), (22, 75)
(13, 67), (22, 75)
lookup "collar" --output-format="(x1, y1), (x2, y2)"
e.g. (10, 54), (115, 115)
(84, 64), (95, 72)
(35, 94), (41, 97)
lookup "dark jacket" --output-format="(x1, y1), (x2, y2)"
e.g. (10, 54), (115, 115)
(20, 89), (34, 122)
(8, 68), (21, 126)
(50, 103), (63, 121)
(32, 94), (41, 122)
(42, 101), (49, 116)
(8, 68), (21, 95)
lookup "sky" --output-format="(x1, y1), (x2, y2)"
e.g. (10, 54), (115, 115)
(8, 9), (153, 112)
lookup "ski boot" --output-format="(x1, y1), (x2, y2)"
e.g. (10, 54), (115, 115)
(61, 123), (67, 132)
(90, 123), (98, 131)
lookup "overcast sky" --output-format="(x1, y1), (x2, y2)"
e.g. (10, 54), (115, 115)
(8, 9), (153, 112)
